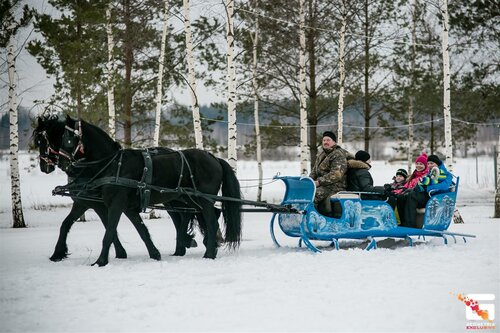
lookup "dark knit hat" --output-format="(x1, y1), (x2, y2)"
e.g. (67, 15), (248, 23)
(396, 168), (408, 179)
(355, 150), (371, 162)
(322, 131), (337, 142)
(427, 154), (442, 166)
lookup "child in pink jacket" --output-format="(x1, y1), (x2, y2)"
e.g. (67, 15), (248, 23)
(393, 153), (428, 195)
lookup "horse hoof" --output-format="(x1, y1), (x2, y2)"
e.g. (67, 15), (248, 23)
(203, 249), (217, 259)
(115, 253), (127, 259)
(92, 259), (108, 267)
(172, 248), (186, 256)
(49, 253), (67, 262)
(150, 250), (161, 261)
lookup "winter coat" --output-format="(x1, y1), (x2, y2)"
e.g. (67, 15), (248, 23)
(346, 159), (380, 192)
(418, 163), (453, 194)
(390, 178), (406, 193)
(309, 145), (351, 202)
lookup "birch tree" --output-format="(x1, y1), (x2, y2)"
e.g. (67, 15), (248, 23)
(496, 132), (500, 218)
(1, 1), (31, 228)
(407, 0), (417, 173)
(251, 0), (263, 200)
(7, 36), (26, 228)
(183, 0), (203, 149)
(7, 31), (26, 228)
(154, 0), (170, 146)
(226, 0), (237, 171)
(106, 2), (116, 139)
(440, 0), (453, 171)
(336, 0), (347, 146)
(298, 0), (309, 175)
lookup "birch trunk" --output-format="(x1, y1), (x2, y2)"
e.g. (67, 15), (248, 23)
(183, 0), (203, 149)
(226, 0), (237, 171)
(7, 32), (26, 228)
(363, 0), (371, 152)
(298, 0), (309, 175)
(407, 0), (416, 172)
(336, 0), (346, 146)
(154, 0), (170, 146)
(106, 4), (116, 139)
(441, 0), (462, 223)
(123, 0), (133, 147)
(441, 0), (453, 172)
(495, 132), (500, 218)
(252, 1), (263, 201)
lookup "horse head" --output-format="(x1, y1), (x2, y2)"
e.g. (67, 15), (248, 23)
(33, 115), (65, 174)
(59, 115), (121, 171)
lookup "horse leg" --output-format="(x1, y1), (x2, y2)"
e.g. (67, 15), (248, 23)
(168, 211), (196, 256)
(92, 197), (126, 267)
(124, 210), (161, 261)
(50, 202), (88, 261)
(93, 205), (127, 259)
(198, 200), (218, 259)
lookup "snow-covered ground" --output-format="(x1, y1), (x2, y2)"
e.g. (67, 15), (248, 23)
(1, 152), (498, 332)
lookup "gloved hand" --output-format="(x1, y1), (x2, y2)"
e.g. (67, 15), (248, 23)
(430, 166), (440, 181)
(381, 184), (392, 197)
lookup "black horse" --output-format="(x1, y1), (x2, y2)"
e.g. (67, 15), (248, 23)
(33, 116), (164, 262)
(58, 115), (242, 266)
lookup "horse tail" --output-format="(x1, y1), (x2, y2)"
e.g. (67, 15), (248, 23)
(218, 158), (242, 249)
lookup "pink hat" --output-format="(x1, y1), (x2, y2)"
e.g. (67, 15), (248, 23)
(415, 153), (427, 165)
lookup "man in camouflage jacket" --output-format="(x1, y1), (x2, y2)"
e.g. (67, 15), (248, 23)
(309, 131), (352, 213)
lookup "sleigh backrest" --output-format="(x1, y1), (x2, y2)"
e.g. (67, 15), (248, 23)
(422, 176), (459, 231)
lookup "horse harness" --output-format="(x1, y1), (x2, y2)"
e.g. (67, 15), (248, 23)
(55, 148), (203, 213)
(37, 130), (60, 167)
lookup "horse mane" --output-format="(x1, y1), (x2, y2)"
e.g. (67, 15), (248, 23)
(79, 119), (122, 152)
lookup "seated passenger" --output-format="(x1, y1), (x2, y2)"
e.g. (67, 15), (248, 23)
(309, 131), (352, 215)
(346, 150), (385, 199)
(389, 168), (408, 193)
(396, 154), (453, 228)
(384, 168), (408, 225)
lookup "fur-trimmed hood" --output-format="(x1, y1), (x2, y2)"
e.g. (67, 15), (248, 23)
(348, 159), (371, 170)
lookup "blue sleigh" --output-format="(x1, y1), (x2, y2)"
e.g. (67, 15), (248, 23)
(269, 176), (475, 252)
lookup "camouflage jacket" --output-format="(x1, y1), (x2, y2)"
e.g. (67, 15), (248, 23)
(309, 145), (351, 194)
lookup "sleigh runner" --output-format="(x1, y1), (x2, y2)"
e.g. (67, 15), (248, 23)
(270, 175), (475, 252)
